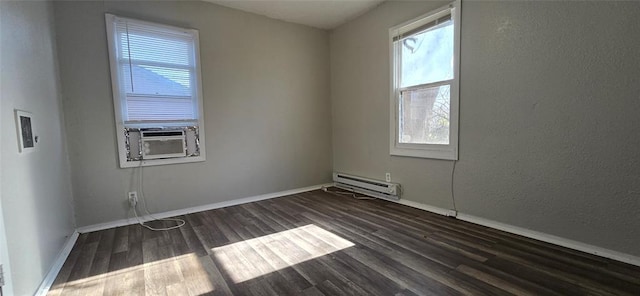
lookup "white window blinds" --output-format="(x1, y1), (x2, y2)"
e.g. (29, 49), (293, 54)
(111, 16), (199, 122)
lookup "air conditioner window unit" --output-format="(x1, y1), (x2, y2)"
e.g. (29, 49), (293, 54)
(125, 127), (200, 162)
(141, 130), (186, 159)
(333, 172), (401, 200)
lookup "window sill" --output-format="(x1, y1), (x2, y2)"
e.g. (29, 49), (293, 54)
(119, 155), (206, 168)
(390, 145), (457, 160)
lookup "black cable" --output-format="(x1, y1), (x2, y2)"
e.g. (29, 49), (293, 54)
(322, 186), (375, 200)
(451, 160), (458, 212)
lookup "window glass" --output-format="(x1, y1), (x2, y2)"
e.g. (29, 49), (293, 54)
(400, 21), (453, 88)
(400, 85), (450, 144)
(113, 19), (198, 122)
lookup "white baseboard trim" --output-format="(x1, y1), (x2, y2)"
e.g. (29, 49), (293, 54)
(389, 199), (640, 267)
(35, 231), (79, 296)
(77, 183), (331, 234)
(395, 199), (455, 217)
(456, 213), (640, 267)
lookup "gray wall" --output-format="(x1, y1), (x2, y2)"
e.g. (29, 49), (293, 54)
(53, 1), (332, 227)
(331, 1), (640, 257)
(0, 1), (76, 295)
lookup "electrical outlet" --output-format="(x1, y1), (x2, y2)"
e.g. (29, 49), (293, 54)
(128, 191), (138, 207)
(385, 173), (391, 182)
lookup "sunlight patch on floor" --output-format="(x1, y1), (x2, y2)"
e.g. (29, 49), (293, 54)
(213, 224), (354, 283)
(47, 253), (215, 295)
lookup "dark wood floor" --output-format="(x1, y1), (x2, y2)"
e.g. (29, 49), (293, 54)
(48, 189), (640, 295)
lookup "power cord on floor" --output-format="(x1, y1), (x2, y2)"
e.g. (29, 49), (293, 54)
(451, 160), (458, 213)
(321, 185), (375, 200)
(132, 161), (185, 231)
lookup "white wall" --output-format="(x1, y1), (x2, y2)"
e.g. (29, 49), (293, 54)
(0, 28), (10, 294)
(0, 1), (76, 295)
(0, 179), (12, 296)
(53, 1), (332, 227)
(331, 1), (640, 257)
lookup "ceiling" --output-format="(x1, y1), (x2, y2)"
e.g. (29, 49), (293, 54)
(203, 0), (386, 30)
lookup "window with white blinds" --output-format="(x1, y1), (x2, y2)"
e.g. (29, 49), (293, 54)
(106, 14), (201, 123)
(105, 14), (206, 168)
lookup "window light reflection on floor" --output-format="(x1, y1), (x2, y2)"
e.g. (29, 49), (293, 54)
(49, 224), (354, 294)
(213, 224), (355, 283)
(48, 253), (216, 295)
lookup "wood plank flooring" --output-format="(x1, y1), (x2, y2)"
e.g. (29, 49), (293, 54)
(48, 189), (640, 295)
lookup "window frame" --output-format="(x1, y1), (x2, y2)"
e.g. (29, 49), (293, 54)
(389, 0), (461, 160)
(105, 14), (206, 168)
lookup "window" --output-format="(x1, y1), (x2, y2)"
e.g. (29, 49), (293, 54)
(389, 0), (460, 160)
(105, 14), (206, 167)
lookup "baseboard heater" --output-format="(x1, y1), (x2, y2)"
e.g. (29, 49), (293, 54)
(332, 172), (401, 201)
